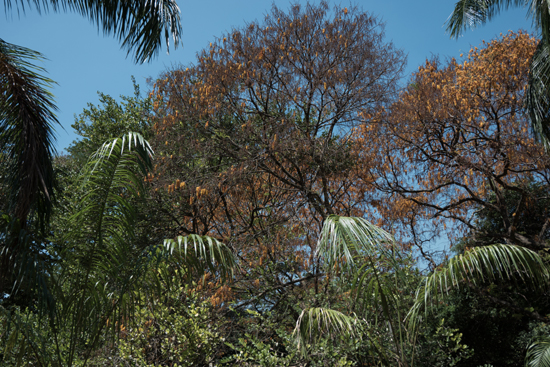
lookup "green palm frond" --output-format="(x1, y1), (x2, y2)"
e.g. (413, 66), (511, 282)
(59, 132), (154, 362)
(526, 39), (550, 149)
(69, 132), (153, 270)
(317, 215), (395, 270)
(0, 39), (58, 226)
(5, 0), (182, 63)
(293, 307), (358, 352)
(314, 216), (412, 364)
(526, 336), (550, 367)
(163, 234), (237, 283)
(446, 0), (527, 39)
(409, 244), (549, 322)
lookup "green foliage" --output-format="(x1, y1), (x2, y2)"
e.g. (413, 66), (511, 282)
(295, 215), (550, 366)
(410, 244), (550, 320)
(0, 133), (237, 367)
(67, 79), (152, 166)
(106, 286), (222, 367)
(434, 287), (550, 367)
(526, 329), (550, 367)
(223, 310), (356, 367)
(414, 318), (473, 367)
(294, 308), (359, 352)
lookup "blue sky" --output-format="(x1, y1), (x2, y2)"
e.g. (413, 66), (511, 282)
(1, 0), (534, 152)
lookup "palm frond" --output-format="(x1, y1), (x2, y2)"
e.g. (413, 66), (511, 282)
(59, 132), (154, 362)
(0, 39), (58, 226)
(526, 39), (550, 150)
(316, 216), (413, 359)
(163, 234), (237, 283)
(446, 0), (526, 39)
(528, 0), (550, 42)
(409, 244), (549, 323)
(316, 215), (395, 270)
(526, 336), (550, 367)
(293, 307), (358, 352)
(5, 0), (182, 63)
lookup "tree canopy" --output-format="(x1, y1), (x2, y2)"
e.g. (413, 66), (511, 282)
(4, 2), (550, 367)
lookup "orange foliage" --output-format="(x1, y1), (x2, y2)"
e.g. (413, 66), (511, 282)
(356, 31), (550, 258)
(148, 2), (405, 305)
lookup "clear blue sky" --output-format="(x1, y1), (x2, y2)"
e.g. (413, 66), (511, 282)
(1, 0), (534, 152)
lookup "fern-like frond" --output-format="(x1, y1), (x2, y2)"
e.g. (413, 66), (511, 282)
(409, 244), (549, 323)
(0, 39), (58, 226)
(446, 0), (526, 39)
(163, 234), (237, 283)
(317, 215), (395, 270)
(526, 336), (550, 367)
(58, 132), (154, 362)
(4, 0), (182, 63)
(526, 40), (550, 150)
(293, 307), (358, 352)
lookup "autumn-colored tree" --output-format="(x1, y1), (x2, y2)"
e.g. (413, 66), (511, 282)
(149, 1), (405, 315)
(357, 31), (550, 262)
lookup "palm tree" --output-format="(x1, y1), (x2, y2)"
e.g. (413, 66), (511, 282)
(0, 0), (183, 298)
(0, 0), (182, 223)
(0, 132), (237, 366)
(446, 0), (550, 149)
(526, 336), (550, 367)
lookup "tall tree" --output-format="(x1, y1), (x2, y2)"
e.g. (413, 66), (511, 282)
(149, 0), (405, 315)
(447, 0), (550, 149)
(355, 31), (550, 260)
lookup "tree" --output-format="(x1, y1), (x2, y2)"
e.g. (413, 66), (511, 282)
(67, 78), (153, 166)
(0, 0), (182, 304)
(355, 31), (550, 260)
(447, 0), (550, 149)
(0, 133), (236, 366)
(149, 1), (405, 317)
(1, 0), (182, 223)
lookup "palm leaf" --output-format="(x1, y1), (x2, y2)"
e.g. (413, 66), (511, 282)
(58, 132), (154, 363)
(409, 244), (549, 323)
(5, 0), (182, 63)
(317, 214), (395, 270)
(58, 132), (235, 364)
(0, 39), (58, 226)
(0, 39), (58, 321)
(526, 39), (550, 149)
(293, 307), (358, 352)
(163, 234), (237, 283)
(526, 336), (550, 367)
(446, 0), (527, 39)
(314, 216), (413, 365)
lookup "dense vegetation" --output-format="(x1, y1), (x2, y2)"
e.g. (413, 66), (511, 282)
(3, 2), (550, 367)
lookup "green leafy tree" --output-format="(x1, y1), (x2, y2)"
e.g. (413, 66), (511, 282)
(1, 0), (183, 312)
(67, 79), (153, 166)
(0, 133), (237, 366)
